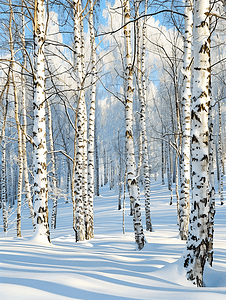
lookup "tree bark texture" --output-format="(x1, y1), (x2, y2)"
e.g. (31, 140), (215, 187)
(73, 0), (85, 242)
(179, 0), (192, 240)
(184, 0), (210, 286)
(33, 0), (50, 243)
(124, 0), (145, 250)
(207, 92), (215, 266)
(136, 9), (152, 232)
(217, 101), (224, 205)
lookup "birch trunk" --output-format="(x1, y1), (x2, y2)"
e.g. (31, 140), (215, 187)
(73, 0), (85, 242)
(66, 157), (71, 203)
(161, 130), (165, 185)
(94, 117), (100, 196)
(104, 148), (108, 185)
(118, 130), (122, 210)
(124, 0), (145, 250)
(184, 0), (210, 286)
(82, 97), (89, 239)
(217, 101), (224, 205)
(86, 0), (96, 239)
(207, 84), (215, 266)
(136, 8), (152, 232)
(9, 1), (23, 237)
(74, 99), (85, 242)
(12, 72), (23, 238)
(72, 126), (76, 231)
(179, 0), (192, 240)
(136, 132), (142, 184)
(21, 4), (35, 228)
(80, 7), (89, 239)
(2, 143), (7, 232)
(123, 168), (127, 235)
(167, 140), (173, 205)
(46, 99), (58, 229)
(33, 0), (50, 243)
(7, 160), (11, 207)
(1, 87), (8, 232)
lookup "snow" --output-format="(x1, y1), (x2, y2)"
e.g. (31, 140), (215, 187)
(1, 181), (226, 299)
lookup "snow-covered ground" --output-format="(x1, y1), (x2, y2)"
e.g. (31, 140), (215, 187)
(1, 181), (226, 299)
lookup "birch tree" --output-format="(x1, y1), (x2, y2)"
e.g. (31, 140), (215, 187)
(47, 99), (58, 229)
(179, 0), (193, 240)
(8, 0), (23, 237)
(94, 117), (100, 196)
(73, 0), (85, 242)
(136, 1), (152, 232)
(207, 71), (215, 266)
(217, 100), (224, 205)
(79, 8), (89, 240)
(86, 0), (96, 239)
(1, 81), (9, 232)
(184, 0), (210, 286)
(123, 0), (145, 250)
(33, 0), (50, 243)
(21, 1), (35, 228)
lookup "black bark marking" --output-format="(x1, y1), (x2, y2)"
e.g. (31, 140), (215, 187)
(197, 102), (207, 112)
(200, 155), (208, 162)
(131, 179), (136, 185)
(37, 216), (42, 224)
(192, 135), (199, 143)
(191, 110), (201, 123)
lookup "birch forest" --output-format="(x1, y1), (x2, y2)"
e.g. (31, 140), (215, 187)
(1, 0), (226, 293)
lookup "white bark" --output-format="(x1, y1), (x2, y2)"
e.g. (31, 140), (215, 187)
(167, 140), (173, 205)
(94, 117), (100, 196)
(207, 88), (215, 266)
(118, 130), (122, 210)
(161, 129), (165, 185)
(1, 92), (8, 232)
(104, 148), (108, 185)
(136, 132), (142, 184)
(20, 3), (35, 228)
(74, 99), (85, 242)
(12, 75), (23, 238)
(33, 0), (50, 243)
(184, 0), (210, 286)
(82, 97), (89, 238)
(124, 0), (145, 250)
(217, 101), (224, 205)
(179, 0), (192, 240)
(136, 7), (152, 232)
(86, 0), (96, 239)
(47, 99), (58, 229)
(2, 143), (7, 232)
(79, 6), (89, 239)
(73, 0), (85, 242)
(9, 1), (23, 237)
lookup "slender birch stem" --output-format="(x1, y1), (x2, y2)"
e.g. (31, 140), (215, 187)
(124, 0), (145, 250)
(217, 101), (224, 205)
(1, 85), (9, 232)
(21, 2), (34, 228)
(86, 0), (96, 239)
(9, 0), (23, 237)
(118, 130), (122, 210)
(46, 99), (58, 229)
(179, 0), (192, 240)
(136, 4), (152, 232)
(33, 0), (50, 243)
(207, 87), (215, 266)
(94, 117), (100, 196)
(73, 0), (85, 241)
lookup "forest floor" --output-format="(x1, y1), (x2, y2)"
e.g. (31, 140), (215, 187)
(1, 180), (226, 299)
